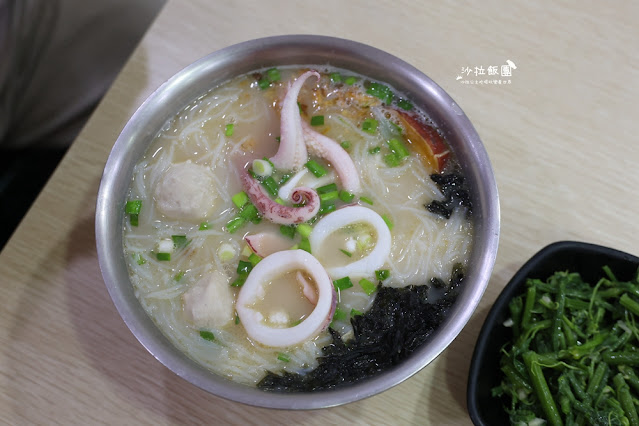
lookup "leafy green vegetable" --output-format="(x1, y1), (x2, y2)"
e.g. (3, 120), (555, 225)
(493, 268), (639, 425)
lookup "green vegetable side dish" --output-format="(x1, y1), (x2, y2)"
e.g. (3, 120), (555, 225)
(493, 267), (639, 426)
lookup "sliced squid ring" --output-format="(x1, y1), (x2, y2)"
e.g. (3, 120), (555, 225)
(236, 250), (336, 348)
(309, 205), (391, 278)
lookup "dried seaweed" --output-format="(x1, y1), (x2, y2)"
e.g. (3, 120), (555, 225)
(426, 172), (472, 219)
(257, 267), (464, 392)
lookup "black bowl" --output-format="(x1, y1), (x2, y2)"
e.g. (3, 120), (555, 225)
(466, 241), (639, 425)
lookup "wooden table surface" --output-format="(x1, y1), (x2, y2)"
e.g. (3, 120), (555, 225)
(1, 1), (638, 424)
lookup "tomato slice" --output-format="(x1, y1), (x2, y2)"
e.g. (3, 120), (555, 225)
(395, 110), (450, 172)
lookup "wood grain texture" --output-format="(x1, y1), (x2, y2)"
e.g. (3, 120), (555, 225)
(1, 1), (638, 424)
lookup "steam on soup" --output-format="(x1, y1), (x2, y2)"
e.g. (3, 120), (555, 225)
(123, 66), (473, 388)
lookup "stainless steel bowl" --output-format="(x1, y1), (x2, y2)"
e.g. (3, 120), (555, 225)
(95, 35), (500, 409)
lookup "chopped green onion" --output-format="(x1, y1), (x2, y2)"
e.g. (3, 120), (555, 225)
(297, 223), (313, 238)
(384, 153), (402, 167)
(261, 176), (279, 197)
(199, 221), (211, 230)
(280, 224), (296, 239)
(397, 98), (413, 110)
(225, 123), (234, 136)
(230, 275), (246, 287)
(232, 191), (249, 208)
(333, 276), (354, 291)
(344, 76), (358, 85)
(266, 68), (281, 82)
(320, 191), (339, 203)
(375, 269), (390, 281)
(258, 78), (270, 90)
(305, 159), (328, 177)
(382, 214), (394, 231)
(299, 237), (311, 253)
(134, 253), (146, 265)
(156, 252), (171, 261)
(274, 197), (285, 205)
(387, 138), (410, 158)
(234, 313), (240, 325)
(237, 260), (253, 275)
(129, 214), (139, 227)
(239, 204), (260, 222)
(339, 190), (355, 203)
(171, 235), (189, 249)
(316, 183), (338, 194)
(351, 308), (362, 317)
(277, 352), (290, 362)
(275, 136), (281, 142)
(366, 82), (393, 104)
(226, 216), (245, 233)
(359, 278), (377, 296)
(361, 118), (378, 133)
(248, 252), (262, 266)
(310, 115), (324, 126)
(278, 173), (291, 185)
(340, 141), (351, 149)
(340, 249), (353, 257)
(330, 72), (342, 83)
(368, 146), (381, 154)
(360, 196), (374, 205)
(174, 271), (185, 282)
(199, 330), (215, 341)
(332, 307), (347, 322)
(125, 200), (142, 214)
(217, 243), (236, 262)
(318, 201), (336, 215)
(252, 159), (273, 177)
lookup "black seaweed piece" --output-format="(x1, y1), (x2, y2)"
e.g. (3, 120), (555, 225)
(426, 172), (472, 219)
(257, 267), (464, 392)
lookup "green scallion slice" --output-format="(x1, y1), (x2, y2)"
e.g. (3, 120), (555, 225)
(339, 190), (355, 203)
(384, 153), (402, 167)
(310, 115), (324, 126)
(382, 214), (394, 231)
(261, 176), (279, 197)
(236, 260), (253, 275)
(305, 160), (328, 177)
(174, 271), (185, 282)
(125, 200), (142, 214)
(351, 308), (362, 317)
(258, 78), (270, 90)
(239, 204), (260, 222)
(397, 98), (413, 110)
(361, 118), (378, 133)
(232, 191), (249, 208)
(226, 216), (245, 233)
(360, 196), (374, 205)
(375, 269), (390, 281)
(171, 235), (189, 249)
(316, 183), (337, 194)
(156, 252), (171, 261)
(248, 253), (262, 266)
(129, 214), (139, 227)
(332, 308), (347, 322)
(344, 76), (358, 85)
(340, 141), (351, 149)
(387, 138), (410, 158)
(199, 222), (211, 231)
(330, 72), (342, 83)
(199, 330), (215, 341)
(366, 82), (394, 104)
(318, 201), (336, 215)
(277, 352), (290, 362)
(299, 237), (311, 253)
(359, 278), (377, 296)
(339, 249), (353, 257)
(280, 224), (296, 239)
(320, 191), (339, 203)
(234, 313), (240, 325)
(297, 223), (313, 238)
(266, 68), (281, 82)
(333, 276), (354, 291)
(230, 275), (246, 287)
(225, 123), (234, 136)
(135, 253), (146, 265)
(368, 146), (381, 154)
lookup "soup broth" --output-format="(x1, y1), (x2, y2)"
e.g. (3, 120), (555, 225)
(123, 66), (473, 386)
